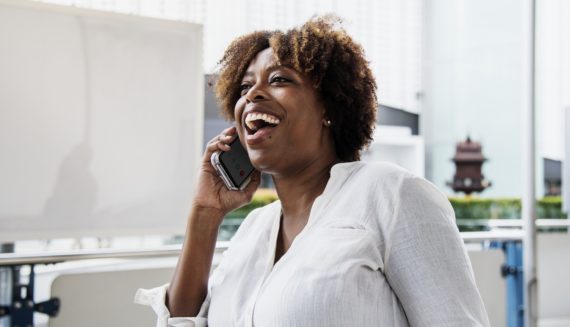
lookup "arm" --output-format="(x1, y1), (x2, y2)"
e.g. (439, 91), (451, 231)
(166, 126), (261, 317)
(166, 207), (224, 317)
(384, 177), (490, 327)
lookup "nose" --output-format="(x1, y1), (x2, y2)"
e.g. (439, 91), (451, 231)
(245, 85), (266, 104)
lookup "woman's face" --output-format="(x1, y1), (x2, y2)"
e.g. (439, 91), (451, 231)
(234, 47), (334, 175)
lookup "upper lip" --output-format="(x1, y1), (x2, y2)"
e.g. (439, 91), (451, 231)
(242, 105), (282, 127)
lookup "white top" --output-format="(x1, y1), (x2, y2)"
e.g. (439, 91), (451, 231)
(135, 161), (490, 327)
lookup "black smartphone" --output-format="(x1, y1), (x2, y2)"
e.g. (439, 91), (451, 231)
(210, 137), (255, 191)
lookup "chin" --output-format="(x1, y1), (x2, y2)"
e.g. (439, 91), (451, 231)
(248, 151), (278, 174)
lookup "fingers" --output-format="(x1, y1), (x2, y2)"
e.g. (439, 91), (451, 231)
(205, 126), (238, 154)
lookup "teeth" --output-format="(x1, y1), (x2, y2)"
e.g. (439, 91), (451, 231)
(245, 112), (281, 131)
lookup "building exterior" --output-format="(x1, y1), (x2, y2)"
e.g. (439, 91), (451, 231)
(422, 0), (569, 198)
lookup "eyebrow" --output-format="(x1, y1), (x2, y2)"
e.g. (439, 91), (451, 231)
(242, 63), (295, 79)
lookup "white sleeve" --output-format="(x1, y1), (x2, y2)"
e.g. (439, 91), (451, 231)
(383, 176), (491, 327)
(133, 207), (266, 326)
(133, 248), (230, 327)
(134, 283), (209, 327)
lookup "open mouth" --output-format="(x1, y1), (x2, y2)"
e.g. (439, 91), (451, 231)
(244, 112), (281, 135)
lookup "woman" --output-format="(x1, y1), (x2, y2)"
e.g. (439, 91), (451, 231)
(136, 16), (490, 327)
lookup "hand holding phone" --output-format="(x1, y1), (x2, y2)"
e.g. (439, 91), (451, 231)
(193, 127), (259, 220)
(210, 137), (256, 191)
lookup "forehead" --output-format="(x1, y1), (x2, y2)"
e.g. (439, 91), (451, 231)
(248, 48), (276, 68)
(242, 48), (281, 78)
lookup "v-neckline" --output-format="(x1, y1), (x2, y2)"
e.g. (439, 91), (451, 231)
(264, 162), (357, 274)
(273, 212), (285, 265)
(267, 189), (326, 272)
(250, 162), (359, 327)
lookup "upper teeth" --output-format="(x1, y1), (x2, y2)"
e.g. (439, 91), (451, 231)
(245, 112), (281, 130)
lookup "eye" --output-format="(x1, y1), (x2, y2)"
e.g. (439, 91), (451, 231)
(240, 83), (252, 96)
(270, 75), (290, 84)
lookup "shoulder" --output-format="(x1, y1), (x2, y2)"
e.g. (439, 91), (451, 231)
(352, 161), (448, 202)
(338, 161), (454, 223)
(351, 161), (414, 181)
(337, 161), (416, 192)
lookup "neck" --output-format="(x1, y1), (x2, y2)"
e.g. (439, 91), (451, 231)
(272, 155), (339, 220)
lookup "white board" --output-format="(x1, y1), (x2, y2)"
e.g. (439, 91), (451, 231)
(0, 0), (204, 241)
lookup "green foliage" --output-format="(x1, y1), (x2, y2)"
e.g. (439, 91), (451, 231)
(537, 196), (567, 219)
(227, 192), (568, 220)
(220, 191), (567, 236)
(224, 189), (279, 219)
(449, 197), (521, 219)
(219, 189), (278, 240)
(449, 196), (567, 220)
(450, 196), (567, 232)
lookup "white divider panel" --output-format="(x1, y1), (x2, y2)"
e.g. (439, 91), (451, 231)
(0, 0), (203, 241)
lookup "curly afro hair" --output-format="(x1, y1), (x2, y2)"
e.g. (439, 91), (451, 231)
(214, 15), (377, 162)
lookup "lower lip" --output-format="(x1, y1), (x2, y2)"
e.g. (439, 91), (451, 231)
(245, 126), (277, 146)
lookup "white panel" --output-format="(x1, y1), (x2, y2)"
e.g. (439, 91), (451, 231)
(538, 234), (570, 320)
(0, 0), (203, 241)
(362, 126), (425, 177)
(468, 250), (506, 327)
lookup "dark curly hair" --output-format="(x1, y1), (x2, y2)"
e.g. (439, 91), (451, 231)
(214, 15), (377, 162)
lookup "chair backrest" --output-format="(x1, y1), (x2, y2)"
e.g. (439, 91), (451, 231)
(49, 265), (175, 327)
(468, 249), (506, 327)
(538, 233), (570, 323)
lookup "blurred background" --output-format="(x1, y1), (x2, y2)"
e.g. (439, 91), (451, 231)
(0, 0), (568, 326)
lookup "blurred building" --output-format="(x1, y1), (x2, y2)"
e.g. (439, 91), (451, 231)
(422, 0), (570, 198)
(544, 158), (562, 196)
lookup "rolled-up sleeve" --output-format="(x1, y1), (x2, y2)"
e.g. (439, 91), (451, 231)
(134, 208), (265, 326)
(384, 176), (491, 326)
(134, 283), (209, 327)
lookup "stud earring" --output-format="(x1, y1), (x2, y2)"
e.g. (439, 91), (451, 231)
(323, 119), (332, 127)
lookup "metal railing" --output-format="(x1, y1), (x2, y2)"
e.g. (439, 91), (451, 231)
(0, 219), (567, 265)
(0, 242), (230, 266)
(463, 218), (570, 229)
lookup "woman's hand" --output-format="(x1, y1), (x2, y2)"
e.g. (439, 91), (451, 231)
(192, 126), (261, 222)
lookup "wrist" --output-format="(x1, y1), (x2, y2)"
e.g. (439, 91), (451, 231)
(188, 205), (226, 232)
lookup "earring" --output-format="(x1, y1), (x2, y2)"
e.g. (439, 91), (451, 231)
(323, 119), (332, 127)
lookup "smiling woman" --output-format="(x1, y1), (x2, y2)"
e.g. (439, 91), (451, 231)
(215, 16), (377, 163)
(135, 15), (491, 327)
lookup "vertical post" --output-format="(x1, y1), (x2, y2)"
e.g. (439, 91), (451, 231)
(562, 107), (570, 214)
(504, 242), (525, 327)
(522, 0), (538, 326)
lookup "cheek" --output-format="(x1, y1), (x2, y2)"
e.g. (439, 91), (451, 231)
(292, 98), (324, 126)
(233, 100), (247, 141)
(234, 99), (245, 122)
